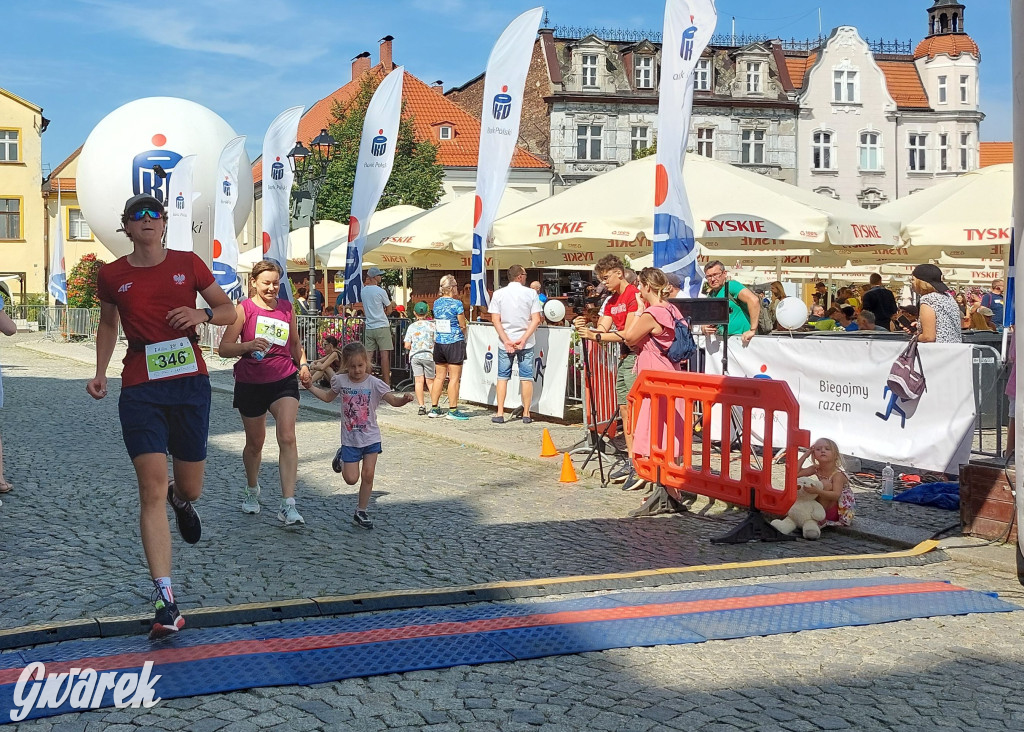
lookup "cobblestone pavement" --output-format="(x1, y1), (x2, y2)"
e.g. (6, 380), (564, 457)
(3, 336), (1024, 731)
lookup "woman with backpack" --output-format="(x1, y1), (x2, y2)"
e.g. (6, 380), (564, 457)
(620, 267), (689, 482)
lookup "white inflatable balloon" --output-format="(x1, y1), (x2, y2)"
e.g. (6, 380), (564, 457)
(77, 97), (253, 262)
(775, 297), (809, 330)
(543, 298), (566, 323)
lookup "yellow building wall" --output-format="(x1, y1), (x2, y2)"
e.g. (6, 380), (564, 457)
(0, 89), (45, 297)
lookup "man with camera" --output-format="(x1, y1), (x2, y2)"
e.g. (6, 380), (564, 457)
(702, 260), (759, 346)
(573, 255), (644, 490)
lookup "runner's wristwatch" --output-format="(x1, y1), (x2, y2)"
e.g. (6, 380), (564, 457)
(203, 307), (213, 323)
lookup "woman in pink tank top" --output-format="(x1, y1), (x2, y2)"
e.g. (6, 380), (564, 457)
(219, 261), (312, 525)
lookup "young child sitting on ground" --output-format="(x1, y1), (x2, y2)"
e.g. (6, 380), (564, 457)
(797, 437), (855, 528)
(305, 342), (413, 529)
(309, 336), (342, 387)
(402, 302), (436, 415)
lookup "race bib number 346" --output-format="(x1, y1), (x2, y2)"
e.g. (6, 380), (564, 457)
(145, 337), (199, 381)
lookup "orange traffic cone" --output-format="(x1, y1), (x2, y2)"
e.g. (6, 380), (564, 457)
(559, 452), (578, 483)
(540, 428), (559, 457)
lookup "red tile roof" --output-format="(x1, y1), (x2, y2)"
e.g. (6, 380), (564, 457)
(980, 142), (1012, 167)
(43, 145), (83, 192)
(254, 66), (548, 184)
(913, 34), (980, 61)
(876, 61), (930, 109)
(784, 54), (816, 90)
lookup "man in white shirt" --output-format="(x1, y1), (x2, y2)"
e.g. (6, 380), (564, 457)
(488, 265), (542, 424)
(360, 267), (394, 384)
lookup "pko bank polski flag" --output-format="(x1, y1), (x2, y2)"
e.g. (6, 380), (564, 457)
(470, 6), (543, 306)
(654, 0), (717, 296)
(49, 187), (67, 304)
(343, 67), (405, 305)
(213, 135), (246, 300)
(262, 106), (304, 302)
(165, 154), (198, 252)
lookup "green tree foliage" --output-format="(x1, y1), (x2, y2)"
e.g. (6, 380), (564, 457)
(67, 253), (106, 308)
(633, 140), (657, 160)
(314, 75), (445, 225)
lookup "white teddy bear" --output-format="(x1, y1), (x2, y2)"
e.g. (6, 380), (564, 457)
(770, 476), (827, 540)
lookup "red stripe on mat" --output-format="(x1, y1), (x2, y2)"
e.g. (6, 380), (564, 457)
(0, 582), (961, 684)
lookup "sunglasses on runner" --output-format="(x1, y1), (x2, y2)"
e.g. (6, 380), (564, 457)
(127, 208), (163, 221)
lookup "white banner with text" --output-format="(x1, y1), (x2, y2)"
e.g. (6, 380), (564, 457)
(461, 324), (571, 419)
(703, 335), (976, 473)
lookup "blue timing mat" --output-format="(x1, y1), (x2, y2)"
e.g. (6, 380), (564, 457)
(0, 577), (1016, 723)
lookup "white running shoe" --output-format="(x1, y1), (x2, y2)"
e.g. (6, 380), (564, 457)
(241, 484), (261, 514)
(278, 503), (305, 525)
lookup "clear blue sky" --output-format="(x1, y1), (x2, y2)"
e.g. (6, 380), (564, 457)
(4, 0), (1012, 172)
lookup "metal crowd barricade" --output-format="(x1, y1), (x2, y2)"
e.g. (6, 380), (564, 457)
(628, 371), (810, 540)
(581, 340), (620, 434)
(971, 344), (1009, 459)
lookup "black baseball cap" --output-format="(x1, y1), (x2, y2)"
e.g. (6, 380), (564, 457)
(911, 263), (950, 295)
(122, 194), (164, 217)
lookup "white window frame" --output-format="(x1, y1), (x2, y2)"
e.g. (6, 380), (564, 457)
(630, 125), (651, 157)
(634, 56), (653, 89)
(68, 207), (92, 240)
(0, 130), (19, 163)
(857, 187), (887, 209)
(908, 132), (928, 172)
(438, 125), (453, 140)
(833, 69), (859, 103)
(938, 133), (949, 171)
(696, 127), (714, 158)
(938, 75), (947, 104)
(814, 186), (839, 200)
(858, 131), (882, 171)
(959, 132), (971, 170)
(960, 75), (969, 103)
(811, 130), (835, 171)
(694, 58), (712, 91)
(581, 54), (599, 88)
(576, 124), (603, 160)
(741, 128), (766, 164)
(745, 62), (763, 94)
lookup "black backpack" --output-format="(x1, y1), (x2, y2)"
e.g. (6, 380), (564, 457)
(656, 309), (698, 364)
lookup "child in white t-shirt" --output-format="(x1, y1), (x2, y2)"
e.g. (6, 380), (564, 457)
(403, 301), (436, 415)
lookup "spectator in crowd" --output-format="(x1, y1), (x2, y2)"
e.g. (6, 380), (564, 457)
(530, 281), (548, 304)
(702, 260), (759, 345)
(0, 292), (16, 495)
(836, 305), (858, 331)
(429, 275), (471, 420)
(982, 280), (1006, 329)
(295, 286), (311, 316)
(969, 306), (997, 332)
(489, 265), (542, 424)
(911, 264), (962, 343)
(861, 273), (898, 331)
(665, 272), (682, 299)
(309, 276), (325, 315)
(359, 267), (394, 385)
(813, 281), (829, 308)
(765, 281), (786, 331)
(574, 255), (642, 489)
(856, 310), (888, 332)
(309, 336), (342, 387)
(403, 302), (436, 415)
(810, 306), (837, 331)
(807, 304), (826, 323)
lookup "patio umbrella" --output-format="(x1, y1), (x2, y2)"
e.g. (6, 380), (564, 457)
(877, 164), (1013, 259)
(237, 221), (341, 273)
(492, 154), (902, 255)
(315, 204), (426, 269)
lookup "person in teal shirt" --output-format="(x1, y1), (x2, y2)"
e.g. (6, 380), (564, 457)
(702, 260), (760, 345)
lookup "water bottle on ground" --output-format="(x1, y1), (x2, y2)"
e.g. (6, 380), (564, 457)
(881, 464), (895, 501)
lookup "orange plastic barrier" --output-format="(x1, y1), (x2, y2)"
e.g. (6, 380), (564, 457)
(627, 371), (810, 516)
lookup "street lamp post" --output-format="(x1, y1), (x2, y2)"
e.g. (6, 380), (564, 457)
(287, 128), (337, 311)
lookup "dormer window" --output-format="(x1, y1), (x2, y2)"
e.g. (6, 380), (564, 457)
(745, 62), (763, 94)
(634, 56), (653, 89)
(581, 54), (599, 88)
(439, 125), (453, 140)
(694, 58), (712, 91)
